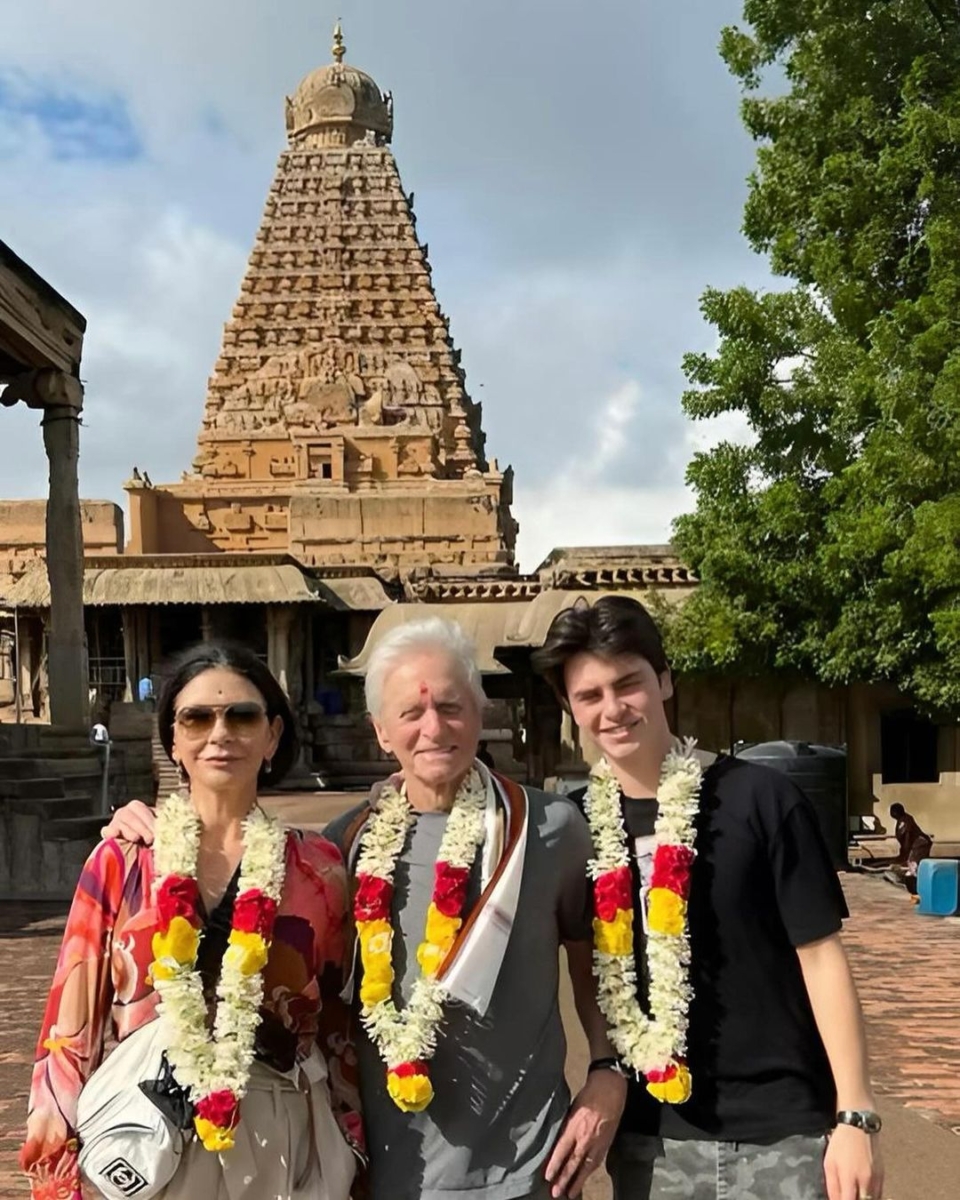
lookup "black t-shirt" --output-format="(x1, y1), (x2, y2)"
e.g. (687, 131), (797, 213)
(572, 756), (848, 1143)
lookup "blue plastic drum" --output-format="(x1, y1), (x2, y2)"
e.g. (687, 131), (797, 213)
(916, 859), (959, 916)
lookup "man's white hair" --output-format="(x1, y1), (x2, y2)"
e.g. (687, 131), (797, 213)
(364, 617), (487, 719)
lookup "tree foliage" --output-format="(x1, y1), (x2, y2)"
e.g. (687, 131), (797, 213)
(672, 0), (960, 711)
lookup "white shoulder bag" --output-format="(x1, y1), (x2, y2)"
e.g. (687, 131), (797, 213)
(77, 1018), (190, 1200)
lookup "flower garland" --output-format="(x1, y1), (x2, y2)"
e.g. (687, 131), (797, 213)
(585, 739), (701, 1104)
(353, 768), (486, 1112)
(149, 793), (287, 1151)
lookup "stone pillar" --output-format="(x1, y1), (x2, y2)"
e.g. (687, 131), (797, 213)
(121, 607), (136, 701)
(135, 609), (151, 684)
(845, 683), (874, 820)
(41, 375), (88, 727)
(267, 606), (295, 696)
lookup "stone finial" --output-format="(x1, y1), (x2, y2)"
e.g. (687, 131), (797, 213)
(285, 24), (392, 146)
(332, 20), (346, 64)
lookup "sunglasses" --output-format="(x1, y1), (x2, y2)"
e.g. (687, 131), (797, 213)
(173, 702), (268, 739)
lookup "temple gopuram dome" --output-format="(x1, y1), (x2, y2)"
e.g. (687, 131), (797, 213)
(285, 23), (393, 147)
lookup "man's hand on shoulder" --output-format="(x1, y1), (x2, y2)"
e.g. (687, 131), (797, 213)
(101, 799), (157, 845)
(545, 1069), (626, 1198)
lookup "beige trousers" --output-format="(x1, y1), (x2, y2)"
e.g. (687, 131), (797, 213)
(160, 1053), (357, 1200)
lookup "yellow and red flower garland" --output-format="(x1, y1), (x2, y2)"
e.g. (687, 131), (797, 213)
(149, 793), (287, 1150)
(353, 770), (486, 1112)
(585, 740), (701, 1104)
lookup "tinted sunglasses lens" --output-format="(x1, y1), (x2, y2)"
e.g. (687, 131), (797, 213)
(225, 704), (266, 732)
(175, 707), (216, 735)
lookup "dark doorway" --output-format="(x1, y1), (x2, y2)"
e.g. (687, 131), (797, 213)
(880, 709), (939, 784)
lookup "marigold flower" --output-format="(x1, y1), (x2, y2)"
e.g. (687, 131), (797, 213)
(387, 1066), (434, 1112)
(358, 918), (393, 958)
(359, 956), (394, 1006)
(195, 1118), (236, 1152)
(646, 1062), (692, 1104)
(152, 914), (200, 966)
(424, 902), (461, 948)
(225, 929), (269, 976)
(647, 888), (686, 936)
(416, 940), (446, 978)
(593, 908), (633, 956)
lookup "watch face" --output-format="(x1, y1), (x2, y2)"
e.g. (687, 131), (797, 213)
(862, 1113), (882, 1134)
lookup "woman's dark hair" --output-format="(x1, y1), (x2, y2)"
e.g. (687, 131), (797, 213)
(157, 640), (299, 787)
(531, 596), (668, 704)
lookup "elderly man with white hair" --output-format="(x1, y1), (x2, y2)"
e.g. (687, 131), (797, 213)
(103, 618), (626, 1200)
(324, 617), (625, 1200)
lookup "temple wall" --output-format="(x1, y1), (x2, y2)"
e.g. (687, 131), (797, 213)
(0, 500), (123, 573)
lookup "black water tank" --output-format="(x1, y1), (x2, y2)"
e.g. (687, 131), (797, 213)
(735, 741), (848, 868)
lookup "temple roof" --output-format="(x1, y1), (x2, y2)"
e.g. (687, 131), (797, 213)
(192, 25), (490, 484)
(285, 24), (393, 148)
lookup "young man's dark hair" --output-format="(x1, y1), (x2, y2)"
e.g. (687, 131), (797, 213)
(531, 595), (668, 704)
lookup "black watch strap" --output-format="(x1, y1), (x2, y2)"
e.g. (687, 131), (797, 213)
(836, 1109), (882, 1133)
(588, 1056), (628, 1078)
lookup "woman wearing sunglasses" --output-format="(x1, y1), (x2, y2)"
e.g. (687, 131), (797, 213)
(21, 640), (362, 1200)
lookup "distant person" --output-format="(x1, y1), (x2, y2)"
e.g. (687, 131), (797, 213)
(138, 675), (155, 709)
(476, 738), (496, 769)
(890, 803), (933, 866)
(890, 802), (933, 894)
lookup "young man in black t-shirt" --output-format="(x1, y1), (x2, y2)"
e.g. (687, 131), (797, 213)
(533, 597), (883, 1200)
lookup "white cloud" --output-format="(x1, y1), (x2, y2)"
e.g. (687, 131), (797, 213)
(515, 482), (692, 573)
(1, 0), (771, 569)
(587, 381), (642, 478)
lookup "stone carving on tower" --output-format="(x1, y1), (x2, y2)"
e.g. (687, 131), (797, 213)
(126, 25), (517, 579)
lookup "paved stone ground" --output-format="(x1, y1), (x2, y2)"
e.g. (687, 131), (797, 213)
(2, 871), (957, 1198)
(842, 873), (960, 1135)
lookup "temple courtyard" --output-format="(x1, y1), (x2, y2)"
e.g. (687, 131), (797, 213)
(1, 854), (957, 1199)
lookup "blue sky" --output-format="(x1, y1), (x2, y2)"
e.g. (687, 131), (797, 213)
(0, 1), (769, 569)
(0, 71), (141, 161)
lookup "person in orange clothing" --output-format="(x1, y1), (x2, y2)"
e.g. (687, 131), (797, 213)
(21, 641), (361, 1200)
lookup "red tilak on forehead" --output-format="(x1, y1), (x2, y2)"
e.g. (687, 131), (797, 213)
(418, 682), (431, 698)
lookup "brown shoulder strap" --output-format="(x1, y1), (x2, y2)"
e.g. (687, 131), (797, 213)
(339, 803), (373, 869)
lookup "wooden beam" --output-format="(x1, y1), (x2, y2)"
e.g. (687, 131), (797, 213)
(0, 240), (85, 377)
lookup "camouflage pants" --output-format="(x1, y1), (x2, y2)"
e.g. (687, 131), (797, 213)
(607, 1132), (829, 1199)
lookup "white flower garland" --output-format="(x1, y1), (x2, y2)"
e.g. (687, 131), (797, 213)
(356, 769), (486, 1067)
(152, 793), (287, 1098)
(585, 740), (701, 1076)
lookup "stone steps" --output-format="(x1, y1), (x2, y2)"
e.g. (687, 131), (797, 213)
(0, 721), (153, 899)
(0, 803), (102, 900)
(0, 756), (104, 779)
(0, 777), (66, 801)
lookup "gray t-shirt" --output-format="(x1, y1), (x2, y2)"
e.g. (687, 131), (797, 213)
(325, 786), (593, 1200)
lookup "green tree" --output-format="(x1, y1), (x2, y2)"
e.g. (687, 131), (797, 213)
(672, 0), (960, 711)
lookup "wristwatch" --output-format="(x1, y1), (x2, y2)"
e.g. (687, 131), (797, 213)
(588, 1056), (629, 1079)
(836, 1110), (882, 1134)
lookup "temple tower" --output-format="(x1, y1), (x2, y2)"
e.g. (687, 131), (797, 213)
(127, 26), (517, 580)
